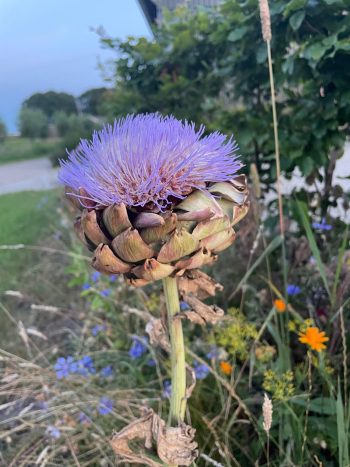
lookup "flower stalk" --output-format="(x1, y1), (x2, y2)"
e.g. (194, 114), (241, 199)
(163, 276), (187, 427)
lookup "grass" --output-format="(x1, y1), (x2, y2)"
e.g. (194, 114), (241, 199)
(0, 137), (61, 164)
(0, 189), (61, 291)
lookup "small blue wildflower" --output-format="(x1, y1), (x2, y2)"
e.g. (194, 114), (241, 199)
(287, 284), (301, 296)
(128, 337), (148, 359)
(82, 283), (91, 291)
(91, 324), (107, 336)
(46, 425), (61, 439)
(98, 396), (113, 415)
(77, 411), (92, 425)
(180, 301), (190, 311)
(206, 346), (219, 360)
(147, 358), (156, 367)
(100, 365), (113, 378)
(194, 361), (210, 380)
(162, 380), (172, 399)
(109, 275), (118, 282)
(100, 289), (111, 297)
(91, 271), (101, 282)
(76, 355), (96, 376)
(312, 218), (332, 231)
(54, 356), (78, 379)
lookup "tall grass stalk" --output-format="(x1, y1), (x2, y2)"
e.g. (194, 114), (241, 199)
(258, 0), (288, 290)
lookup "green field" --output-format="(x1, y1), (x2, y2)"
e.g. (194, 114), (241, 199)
(0, 189), (61, 291)
(0, 137), (61, 164)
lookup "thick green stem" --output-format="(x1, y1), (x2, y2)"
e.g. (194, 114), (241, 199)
(162, 276), (187, 425)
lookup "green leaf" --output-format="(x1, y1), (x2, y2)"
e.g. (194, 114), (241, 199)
(336, 384), (350, 467)
(291, 397), (337, 415)
(227, 27), (248, 42)
(295, 201), (331, 299)
(284, 0), (307, 17)
(289, 10), (305, 31)
(305, 43), (327, 61)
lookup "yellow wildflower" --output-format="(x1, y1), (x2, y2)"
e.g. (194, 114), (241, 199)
(298, 326), (329, 352)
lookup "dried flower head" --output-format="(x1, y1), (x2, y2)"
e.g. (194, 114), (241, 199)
(258, 0), (272, 42)
(262, 393), (273, 433)
(59, 114), (242, 212)
(298, 326), (329, 352)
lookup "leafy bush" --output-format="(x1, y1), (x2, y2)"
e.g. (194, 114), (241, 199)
(18, 108), (49, 138)
(23, 91), (77, 117)
(51, 113), (103, 165)
(0, 119), (7, 142)
(100, 0), (350, 190)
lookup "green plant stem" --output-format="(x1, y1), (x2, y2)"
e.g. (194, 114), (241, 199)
(163, 276), (187, 424)
(266, 41), (288, 292)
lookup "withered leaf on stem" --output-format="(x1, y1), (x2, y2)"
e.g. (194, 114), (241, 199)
(176, 294), (224, 325)
(145, 318), (170, 352)
(110, 408), (198, 466)
(177, 269), (223, 300)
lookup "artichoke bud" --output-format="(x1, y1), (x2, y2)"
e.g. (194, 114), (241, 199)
(72, 180), (248, 285)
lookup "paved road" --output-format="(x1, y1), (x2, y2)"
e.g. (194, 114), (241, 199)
(0, 157), (59, 195)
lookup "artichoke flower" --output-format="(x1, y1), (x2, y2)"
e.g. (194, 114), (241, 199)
(59, 114), (249, 286)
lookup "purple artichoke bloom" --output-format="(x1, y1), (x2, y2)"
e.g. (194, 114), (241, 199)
(287, 284), (301, 296)
(100, 365), (113, 378)
(91, 324), (107, 336)
(194, 361), (210, 380)
(54, 356), (78, 379)
(312, 218), (332, 231)
(98, 396), (113, 415)
(58, 114), (242, 211)
(128, 336), (148, 359)
(46, 425), (61, 439)
(91, 271), (101, 282)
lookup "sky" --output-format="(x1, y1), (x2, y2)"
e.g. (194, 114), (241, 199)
(0, 0), (150, 133)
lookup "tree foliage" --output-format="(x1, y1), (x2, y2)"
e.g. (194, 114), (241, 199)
(23, 91), (77, 117)
(0, 119), (7, 142)
(101, 0), (350, 188)
(19, 108), (49, 139)
(78, 88), (110, 115)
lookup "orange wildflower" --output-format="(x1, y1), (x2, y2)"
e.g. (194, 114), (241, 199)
(220, 361), (233, 375)
(298, 327), (329, 352)
(274, 299), (286, 313)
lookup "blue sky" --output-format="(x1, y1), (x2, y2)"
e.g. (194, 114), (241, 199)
(0, 0), (150, 133)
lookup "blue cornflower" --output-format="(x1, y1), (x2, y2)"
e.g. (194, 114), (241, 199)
(206, 346), (219, 360)
(76, 355), (96, 376)
(287, 284), (301, 296)
(98, 396), (113, 415)
(128, 337), (148, 359)
(91, 324), (107, 336)
(77, 411), (92, 425)
(109, 275), (118, 282)
(91, 271), (101, 282)
(100, 289), (111, 297)
(100, 365), (113, 378)
(162, 380), (172, 399)
(46, 425), (61, 439)
(54, 356), (78, 379)
(82, 283), (91, 291)
(180, 301), (190, 311)
(194, 361), (210, 380)
(312, 218), (332, 231)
